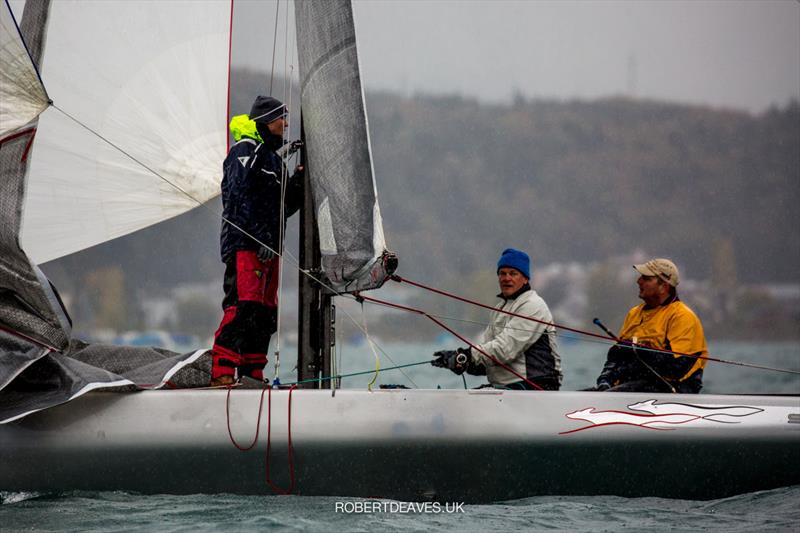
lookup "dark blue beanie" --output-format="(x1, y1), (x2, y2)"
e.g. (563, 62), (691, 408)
(497, 248), (530, 279)
(250, 95), (287, 124)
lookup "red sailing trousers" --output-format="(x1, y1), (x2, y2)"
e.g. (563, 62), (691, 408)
(211, 251), (280, 381)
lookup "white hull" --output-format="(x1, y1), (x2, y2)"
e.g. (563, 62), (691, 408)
(1, 389), (798, 502)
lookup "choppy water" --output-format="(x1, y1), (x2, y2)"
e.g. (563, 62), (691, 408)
(2, 487), (799, 532)
(1, 341), (798, 531)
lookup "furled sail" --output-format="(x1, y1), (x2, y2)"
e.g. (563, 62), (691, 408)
(19, 0), (230, 264)
(294, 0), (396, 293)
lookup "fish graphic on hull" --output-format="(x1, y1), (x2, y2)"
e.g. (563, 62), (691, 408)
(561, 400), (765, 434)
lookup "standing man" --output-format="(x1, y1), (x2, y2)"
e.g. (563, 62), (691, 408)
(210, 95), (304, 386)
(432, 248), (562, 390)
(591, 258), (708, 393)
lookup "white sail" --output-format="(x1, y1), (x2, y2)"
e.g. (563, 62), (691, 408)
(0, 0), (48, 137)
(19, 0), (230, 264)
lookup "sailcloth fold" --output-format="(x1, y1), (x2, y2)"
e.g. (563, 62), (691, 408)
(295, 0), (395, 293)
(0, 0), (48, 137)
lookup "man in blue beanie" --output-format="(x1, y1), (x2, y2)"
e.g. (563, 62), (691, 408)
(432, 248), (562, 390)
(209, 95), (304, 386)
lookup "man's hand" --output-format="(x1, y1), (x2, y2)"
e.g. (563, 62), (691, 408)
(288, 139), (303, 154)
(580, 382), (610, 392)
(257, 246), (276, 262)
(277, 139), (304, 158)
(431, 349), (469, 375)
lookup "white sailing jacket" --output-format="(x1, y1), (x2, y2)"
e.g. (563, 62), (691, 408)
(473, 286), (562, 386)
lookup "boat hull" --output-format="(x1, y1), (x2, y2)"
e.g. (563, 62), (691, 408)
(1, 389), (798, 502)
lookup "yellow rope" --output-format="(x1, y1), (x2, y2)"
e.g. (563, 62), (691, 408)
(361, 302), (381, 391)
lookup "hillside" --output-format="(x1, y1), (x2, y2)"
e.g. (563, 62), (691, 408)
(366, 93), (799, 284)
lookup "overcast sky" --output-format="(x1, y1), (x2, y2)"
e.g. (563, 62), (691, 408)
(234, 0), (800, 114)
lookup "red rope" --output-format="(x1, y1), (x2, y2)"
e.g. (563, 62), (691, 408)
(389, 275), (800, 374)
(391, 275), (612, 343)
(225, 385), (266, 451)
(358, 294), (543, 390)
(266, 385), (297, 494)
(224, 384), (297, 494)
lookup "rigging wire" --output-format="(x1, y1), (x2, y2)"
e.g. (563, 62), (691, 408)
(271, 0), (295, 385)
(284, 360), (431, 387)
(268, 0), (280, 96)
(357, 294), (544, 390)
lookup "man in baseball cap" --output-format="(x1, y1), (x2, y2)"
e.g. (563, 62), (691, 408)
(590, 257), (708, 393)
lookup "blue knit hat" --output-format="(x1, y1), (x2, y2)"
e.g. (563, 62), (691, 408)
(497, 248), (530, 279)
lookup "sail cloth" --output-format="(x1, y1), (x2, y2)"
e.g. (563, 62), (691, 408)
(0, 0), (48, 137)
(0, 0), (231, 423)
(0, 330), (212, 425)
(0, 0), (69, 352)
(295, 0), (394, 293)
(20, 0), (230, 264)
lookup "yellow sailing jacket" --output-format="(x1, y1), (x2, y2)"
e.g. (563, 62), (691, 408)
(617, 299), (708, 382)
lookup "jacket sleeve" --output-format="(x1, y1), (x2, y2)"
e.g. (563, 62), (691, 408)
(664, 308), (706, 358)
(597, 344), (633, 387)
(473, 297), (549, 367)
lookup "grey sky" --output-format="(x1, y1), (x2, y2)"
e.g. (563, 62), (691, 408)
(234, 0), (800, 113)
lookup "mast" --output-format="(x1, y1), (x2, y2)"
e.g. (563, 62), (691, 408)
(297, 115), (333, 389)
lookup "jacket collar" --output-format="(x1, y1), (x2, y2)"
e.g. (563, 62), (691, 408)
(497, 283), (531, 301)
(644, 292), (680, 310)
(263, 133), (284, 151)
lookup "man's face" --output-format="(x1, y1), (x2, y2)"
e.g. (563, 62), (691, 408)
(267, 116), (288, 137)
(637, 275), (668, 305)
(498, 267), (527, 297)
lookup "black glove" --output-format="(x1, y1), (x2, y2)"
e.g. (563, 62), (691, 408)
(277, 139), (304, 158)
(257, 246), (276, 262)
(431, 348), (470, 375)
(288, 139), (303, 155)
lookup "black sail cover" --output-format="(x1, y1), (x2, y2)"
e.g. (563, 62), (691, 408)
(294, 0), (395, 293)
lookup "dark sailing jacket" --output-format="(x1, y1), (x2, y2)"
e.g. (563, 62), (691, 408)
(220, 133), (303, 262)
